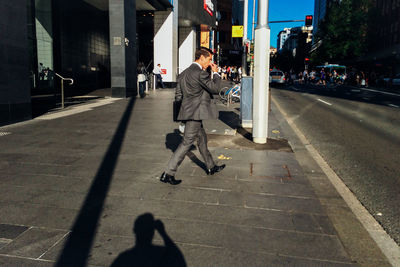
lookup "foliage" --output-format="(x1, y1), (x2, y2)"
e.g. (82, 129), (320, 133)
(311, 0), (371, 65)
(270, 50), (295, 72)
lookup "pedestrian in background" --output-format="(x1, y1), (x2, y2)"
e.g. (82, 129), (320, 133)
(38, 63), (45, 80)
(303, 69), (308, 84)
(221, 66), (227, 80)
(160, 47), (226, 185)
(137, 62), (147, 98)
(153, 63), (165, 89)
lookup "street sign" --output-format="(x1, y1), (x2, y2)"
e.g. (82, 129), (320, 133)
(232, 26), (244, 38)
(204, 0), (213, 16)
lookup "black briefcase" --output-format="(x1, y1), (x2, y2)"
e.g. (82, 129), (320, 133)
(173, 100), (182, 122)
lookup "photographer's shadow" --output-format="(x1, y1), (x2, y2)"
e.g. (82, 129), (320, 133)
(111, 213), (186, 267)
(165, 129), (208, 172)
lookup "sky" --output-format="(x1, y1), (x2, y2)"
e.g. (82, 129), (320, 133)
(246, 0), (315, 48)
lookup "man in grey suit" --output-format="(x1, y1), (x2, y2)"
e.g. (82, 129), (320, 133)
(160, 48), (226, 185)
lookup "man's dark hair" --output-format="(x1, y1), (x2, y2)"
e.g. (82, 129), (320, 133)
(195, 47), (213, 60)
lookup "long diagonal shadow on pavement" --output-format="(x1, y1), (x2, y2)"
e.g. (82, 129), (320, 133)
(55, 98), (136, 267)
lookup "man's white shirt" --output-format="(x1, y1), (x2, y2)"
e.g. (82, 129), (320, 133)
(153, 66), (162, 75)
(193, 62), (220, 78)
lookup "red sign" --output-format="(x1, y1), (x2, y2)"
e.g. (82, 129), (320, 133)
(204, 0), (213, 16)
(161, 69), (167, 75)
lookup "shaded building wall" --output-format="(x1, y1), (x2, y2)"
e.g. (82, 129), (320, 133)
(53, 0), (110, 93)
(109, 0), (137, 97)
(216, 0), (242, 65)
(372, 0), (400, 51)
(179, 0), (216, 27)
(0, 1), (32, 126)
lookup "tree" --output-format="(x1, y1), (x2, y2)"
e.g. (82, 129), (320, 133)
(311, 0), (371, 65)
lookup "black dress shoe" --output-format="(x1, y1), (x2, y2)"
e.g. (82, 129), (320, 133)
(160, 172), (182, 185)
(206, 164), (226, 175)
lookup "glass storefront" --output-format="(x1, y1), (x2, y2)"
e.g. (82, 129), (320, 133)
(27, 0), (55, 94)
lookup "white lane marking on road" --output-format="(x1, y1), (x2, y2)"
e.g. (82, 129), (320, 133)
(388, 104), (399, 108)
(359, 87), (400, 97)
(272, 96), (400, 267)
(0, 132), (11, 137)
(317, 98), (332, 106)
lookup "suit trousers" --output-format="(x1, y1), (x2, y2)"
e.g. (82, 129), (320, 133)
(166, 120), (215, 176)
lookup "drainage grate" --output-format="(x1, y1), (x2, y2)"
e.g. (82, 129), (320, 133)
(0, 132), (11, 137)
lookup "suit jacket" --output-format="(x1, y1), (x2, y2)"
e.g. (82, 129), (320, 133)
(176, 63), (222, 121)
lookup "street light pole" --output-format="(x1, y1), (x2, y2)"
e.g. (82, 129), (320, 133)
(242, 0), (249, 76)
(252, 0), (270, 144)
(250, 0), (257, 76)
(243, 0), (248, 45)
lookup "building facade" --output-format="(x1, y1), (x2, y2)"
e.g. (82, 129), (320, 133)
(277, 28), (291, 51)
(0, 0), (216, 126)
(367, 0), (400, 74)
(313, 0), (330, 36)
(215, 0), (244, 66)
(282, 26), (313, 56)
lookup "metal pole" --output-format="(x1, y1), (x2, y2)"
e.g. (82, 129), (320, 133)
(243, 0), (248, 45)
(252, 0), (270, 144)
(242, 0), (249, 76)
(249, 0), (256, 76)
(252, 0), (256, 42)
(61, 80), (64, 109)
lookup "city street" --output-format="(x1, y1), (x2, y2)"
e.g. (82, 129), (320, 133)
(272, 85), (400, 246)
(0, 89), (393, 266)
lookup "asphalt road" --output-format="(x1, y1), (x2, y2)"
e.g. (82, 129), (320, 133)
(272, 84), (400, 245)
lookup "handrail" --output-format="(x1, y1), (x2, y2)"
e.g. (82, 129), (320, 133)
(55, 72), (74, 109)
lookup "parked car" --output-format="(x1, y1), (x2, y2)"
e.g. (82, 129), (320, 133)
(391, 74), (400, 86)
(379, 74), (400, 87)
(269, 70), (285, 84)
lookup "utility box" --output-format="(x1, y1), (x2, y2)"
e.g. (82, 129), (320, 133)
(240, 77), (253, 128)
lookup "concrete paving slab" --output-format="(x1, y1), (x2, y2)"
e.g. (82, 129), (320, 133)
(0, 256), (55, 267)
(0, 203), (76, 230)
(1, 162), (74, 177)
(0, 242), (9, 250)
(40, 232), (134, 266)
(0, 185), (49, 203)
(0, 227), (67, 259)
(325, 205), (392, 266)
(154, 218), (351, 263)
(245, 193), (325, 214)
(0, 224), (29, 240)
(185, 245), (356, 266)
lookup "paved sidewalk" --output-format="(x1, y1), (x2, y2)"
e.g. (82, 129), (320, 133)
(0, 89), (391, 266)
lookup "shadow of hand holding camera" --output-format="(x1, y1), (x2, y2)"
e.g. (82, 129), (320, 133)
(111, 213), (186, 267)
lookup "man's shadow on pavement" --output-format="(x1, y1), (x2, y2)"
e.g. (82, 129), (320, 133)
(165, 129), (208, 172)
(111, 213), (186, 267)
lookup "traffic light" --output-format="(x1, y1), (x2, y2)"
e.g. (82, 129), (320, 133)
(305, 15), (313, 27)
